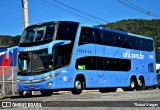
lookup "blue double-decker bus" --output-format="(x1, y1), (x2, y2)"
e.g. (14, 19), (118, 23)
(15, 21), (156, 95)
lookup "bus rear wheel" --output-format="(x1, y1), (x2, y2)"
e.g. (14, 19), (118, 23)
(71, 79), (83, 95)
(129, 78), (137, 91)
(138, 78), (145, 90)
(123, 78), (137, 91)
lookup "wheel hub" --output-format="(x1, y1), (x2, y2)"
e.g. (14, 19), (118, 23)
(131, 80), (135, 88)
(75, 81), (81, 90)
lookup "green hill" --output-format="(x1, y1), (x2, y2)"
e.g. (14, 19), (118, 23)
(0, 35), (21, 47)
(101, 19), (160, 63)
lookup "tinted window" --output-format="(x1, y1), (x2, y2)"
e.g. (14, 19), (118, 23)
(53, 45), (71, 70)
(56, 22), (78, 42)
(54, 22), (79, 70)
(44, 25), (55, 40)
(94, 29), (103, 45)
(76, 57), (96, 70)
(146, 39), (153, 51)
(102, 29), (153, 51)
(76, 56), (131, 71)
(79, 27), (94, 45)
(97, 57), (105, 70)
(103, 30), (113, 46)
(148, 63), (154, 72)
(105, 58), (131, 71)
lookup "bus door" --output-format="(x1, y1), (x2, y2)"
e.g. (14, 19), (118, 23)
(94, 28), (105, 77)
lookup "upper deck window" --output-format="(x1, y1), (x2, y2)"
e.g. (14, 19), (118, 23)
(56, 22), (78, 42)
(20, 24), (55, 43)
(79, 27), (94, 45)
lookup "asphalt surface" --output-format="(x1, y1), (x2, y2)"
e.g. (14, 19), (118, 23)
(1, 89), (160, 110)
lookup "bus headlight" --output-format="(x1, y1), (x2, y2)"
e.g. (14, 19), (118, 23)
(43, 75), (52, 81)
(42, 72), (60, 81)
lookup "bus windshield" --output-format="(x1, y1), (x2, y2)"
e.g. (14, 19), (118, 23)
(18, 49), (53, 74)
(20, 24), (55, 43)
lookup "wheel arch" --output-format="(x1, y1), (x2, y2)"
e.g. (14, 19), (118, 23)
(74, 73), (86, 89)
(138, 75), (145, 83)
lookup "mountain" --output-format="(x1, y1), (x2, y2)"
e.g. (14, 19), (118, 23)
(101, 19), (160, 63)
(0, 35), (21, 48)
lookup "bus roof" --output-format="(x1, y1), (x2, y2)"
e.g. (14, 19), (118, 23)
(26, 21), (79, 28)
(93, 25), (153, 40)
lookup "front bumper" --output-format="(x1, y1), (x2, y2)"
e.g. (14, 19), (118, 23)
(17, 78), (55, 92)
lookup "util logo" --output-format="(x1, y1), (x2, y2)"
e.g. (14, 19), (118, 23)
(0, 54), (12, 75)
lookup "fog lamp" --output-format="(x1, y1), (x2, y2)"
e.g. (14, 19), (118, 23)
(47, 82), (52, 86)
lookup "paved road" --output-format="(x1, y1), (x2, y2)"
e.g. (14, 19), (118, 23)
(1, 89), (160, 109)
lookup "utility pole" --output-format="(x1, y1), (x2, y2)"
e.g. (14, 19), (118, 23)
(21, 0), (29, 28)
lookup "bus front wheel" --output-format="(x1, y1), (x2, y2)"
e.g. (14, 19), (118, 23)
(71, 79), (83, 95)
(18, 91), (32, 96)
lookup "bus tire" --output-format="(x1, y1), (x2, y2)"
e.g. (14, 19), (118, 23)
(40, 90), (53, 96)
(19, 91), (32, 96)
(71, 79), (83, 95)
(129, 78), (137, 91)
(19, 91), (24, 96)
(138, 78), (145, 90)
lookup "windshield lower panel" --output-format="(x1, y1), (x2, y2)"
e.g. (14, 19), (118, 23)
(18, 49), (53, 76)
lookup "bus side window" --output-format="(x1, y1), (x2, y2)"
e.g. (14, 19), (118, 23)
(56, 22), (78, 42)
(79, 27), (94, 45)
(94, 29), (103, 45)
(103, 30), (116, 46)
(97, 57), (105, 70)
(148, 63), (154, 72)
(146, 39), (153, 51)
(103, 30), (110, 46)
(76, 57), (96, 70)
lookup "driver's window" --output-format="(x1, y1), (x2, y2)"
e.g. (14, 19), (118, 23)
(79, 27), (94, 45)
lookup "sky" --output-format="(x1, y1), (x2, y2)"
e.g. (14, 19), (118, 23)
(0, 0), (160, 36)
